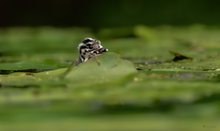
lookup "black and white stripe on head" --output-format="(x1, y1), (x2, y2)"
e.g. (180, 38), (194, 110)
(82, 38), (95, 44)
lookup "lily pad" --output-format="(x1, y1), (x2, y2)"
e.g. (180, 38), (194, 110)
(0, 61), (60, 74)
(66, 53), (137, 86)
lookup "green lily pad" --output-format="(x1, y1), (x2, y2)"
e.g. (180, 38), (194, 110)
(66, 53), (137, 86)
(0, 61), (60, 74)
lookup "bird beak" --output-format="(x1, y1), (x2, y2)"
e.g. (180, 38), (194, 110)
(99, 48), (108, 53)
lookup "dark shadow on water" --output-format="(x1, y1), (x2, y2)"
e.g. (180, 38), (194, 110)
(96, 102), (175, 115)
(195, 93), (220, 104)
(0, 69), (54, 75)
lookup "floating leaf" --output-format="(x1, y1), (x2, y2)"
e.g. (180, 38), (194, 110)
(66, 53), (137, 86)
(0, 61), (59, 74)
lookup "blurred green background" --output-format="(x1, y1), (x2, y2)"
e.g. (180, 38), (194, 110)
(1, 0), (220, 131)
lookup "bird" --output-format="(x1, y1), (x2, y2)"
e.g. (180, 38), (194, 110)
(76, 37), (108, 65)
(61, 37), (108, 78)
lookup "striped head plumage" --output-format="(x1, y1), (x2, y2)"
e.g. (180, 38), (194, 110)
(76, 38), (108, 65)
